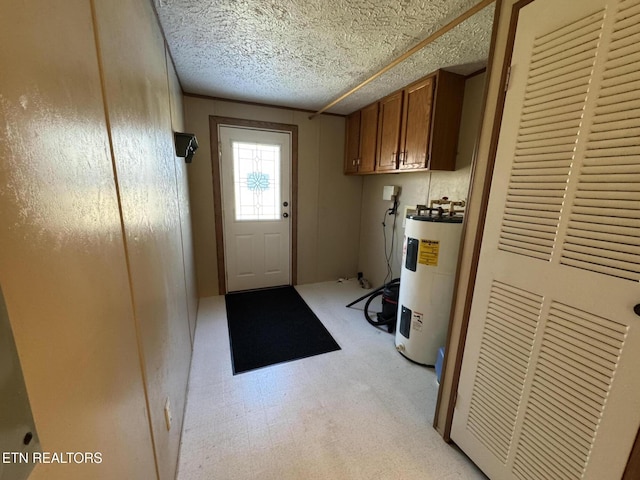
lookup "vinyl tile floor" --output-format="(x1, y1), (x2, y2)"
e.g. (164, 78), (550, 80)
(176, 280), (487, 480)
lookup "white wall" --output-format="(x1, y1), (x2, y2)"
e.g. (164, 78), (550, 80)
(357, 72), (486, 287)
(0, 0), (197, 478)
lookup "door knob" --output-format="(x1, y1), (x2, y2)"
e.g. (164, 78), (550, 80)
(634, 303), (640, 317)
(283, 212), (289, 218)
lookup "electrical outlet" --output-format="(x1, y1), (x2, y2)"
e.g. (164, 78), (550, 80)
(164, 398), (172, 431)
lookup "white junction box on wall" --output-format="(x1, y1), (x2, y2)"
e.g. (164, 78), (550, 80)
(382, 185), (399, 200)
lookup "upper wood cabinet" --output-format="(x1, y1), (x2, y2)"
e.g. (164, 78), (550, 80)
(399, 76), (434, 170)
(344, 102), (378, 174)
(376, 91), (403, 172)
(427, 70), (466, 171)
(344, 110), (361, 174)
(359, 103), (378, 173)
(344, 69), (466, 175)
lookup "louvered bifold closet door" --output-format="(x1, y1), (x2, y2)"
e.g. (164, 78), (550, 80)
(451, 1), (640, 479)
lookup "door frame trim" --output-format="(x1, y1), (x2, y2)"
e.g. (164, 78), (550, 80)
(438, 0), (530, 441)
(209, 116), (298, 294)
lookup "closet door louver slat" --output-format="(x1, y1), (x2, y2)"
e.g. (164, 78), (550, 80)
(560, 1), (640, 282)
(466, 281), (542, 464)
(513, 303), (627, 480)
(498, 10), (605, 261)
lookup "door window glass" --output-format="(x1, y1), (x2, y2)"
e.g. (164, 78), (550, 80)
(232, 142), (281, 220)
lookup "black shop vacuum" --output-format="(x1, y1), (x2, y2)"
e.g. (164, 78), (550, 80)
(346, 278), (400, 333)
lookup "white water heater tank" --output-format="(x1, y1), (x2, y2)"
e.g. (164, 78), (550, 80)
(395, 215), (463, 365)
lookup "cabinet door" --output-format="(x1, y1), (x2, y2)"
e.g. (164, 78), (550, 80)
(344, 110), (360, 174)
(376, 91), (403, 171)
(358, 102), (378, 173)
(400, 77), (434, 169)
(429, 70), (465, 171)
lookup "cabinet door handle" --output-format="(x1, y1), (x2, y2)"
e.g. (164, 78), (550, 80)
(403, 151), (408, 164)
(352, 159), (356, 166)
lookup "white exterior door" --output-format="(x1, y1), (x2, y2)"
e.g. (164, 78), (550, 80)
(219, 126), (291, 292)
(451, 0), (640, 479)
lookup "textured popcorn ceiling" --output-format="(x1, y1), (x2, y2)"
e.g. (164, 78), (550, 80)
(155, 0), (494, 115)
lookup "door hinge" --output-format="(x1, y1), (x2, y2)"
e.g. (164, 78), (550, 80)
(453, 391), (458, 407)
(218, 141), (222, 157)
(504, 65), (512, 93)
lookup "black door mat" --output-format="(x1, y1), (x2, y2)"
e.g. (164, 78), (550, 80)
(225, 286), (341, 374)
